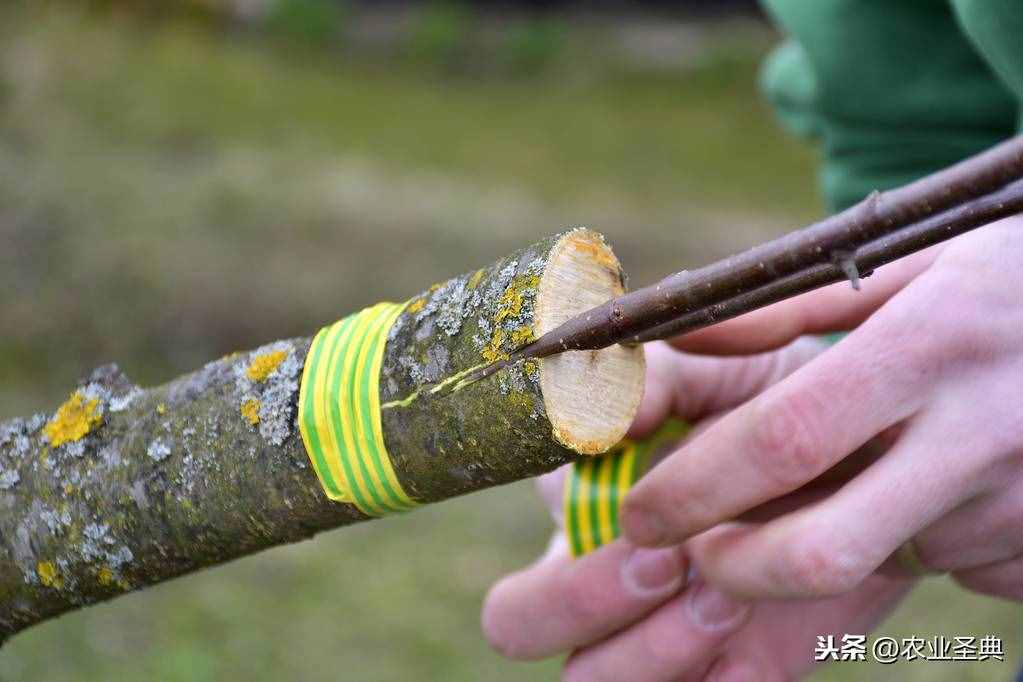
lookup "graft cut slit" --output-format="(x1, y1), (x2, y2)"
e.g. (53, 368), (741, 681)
(376, 228), (646, 504)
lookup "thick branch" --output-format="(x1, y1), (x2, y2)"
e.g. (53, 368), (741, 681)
(0, 344), (347, 644)
(0, 230), (642, 643)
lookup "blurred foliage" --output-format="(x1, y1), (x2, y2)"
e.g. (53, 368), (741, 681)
(498, 16), (566, 75)
(0, 1), (818, 415)
(266, 0), (351, 45)
(410, 1), (474, 70)
(0, 3), (1017, 681)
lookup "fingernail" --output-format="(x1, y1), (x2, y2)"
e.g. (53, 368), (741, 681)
(621, 546), (684, 596)
(622, 505), (667, 546)
(688, 583), (749, 630)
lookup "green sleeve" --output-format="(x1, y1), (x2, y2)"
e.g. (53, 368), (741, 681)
(760, 0), (1021, 212)
(952, 0), (1023, 131)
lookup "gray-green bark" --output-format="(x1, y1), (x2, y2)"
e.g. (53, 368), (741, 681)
(0, 230), (622, 643)
(382, 232), (578, 499)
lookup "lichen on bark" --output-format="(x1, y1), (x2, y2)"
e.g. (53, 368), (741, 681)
(380, 231), (582, 502)
(0, 229), (638, 644)
(0, 340), (360, 643)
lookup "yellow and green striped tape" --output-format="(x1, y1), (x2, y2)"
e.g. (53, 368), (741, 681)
(298, 301), (418, 516)
(297, 299), (686, 536)
(564, 419), (689, 557)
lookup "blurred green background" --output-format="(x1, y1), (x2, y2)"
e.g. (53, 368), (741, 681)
(0, 2), (1018, 680)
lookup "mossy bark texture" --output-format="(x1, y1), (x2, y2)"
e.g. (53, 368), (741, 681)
(0, 230), (616, 643)
(381, 232), (580, 500)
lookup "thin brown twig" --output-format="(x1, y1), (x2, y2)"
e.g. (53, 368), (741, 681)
(632, 177), (1023, 342)
(521, 134), (1023, 359)
(445, 137), (1023, 391)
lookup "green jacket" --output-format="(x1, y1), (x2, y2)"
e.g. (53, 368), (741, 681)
(761, 0), (1023, 211)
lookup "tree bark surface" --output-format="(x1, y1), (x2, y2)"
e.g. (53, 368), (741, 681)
(0, 229), (643, 643)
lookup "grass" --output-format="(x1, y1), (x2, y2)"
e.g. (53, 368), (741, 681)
(0, 5), (1017, 681)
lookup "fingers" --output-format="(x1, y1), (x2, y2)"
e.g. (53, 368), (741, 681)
(702, 573), (913, 681)
(884, 370), (1023, 573)
(908, 476), (1023, 573)
(668, 247), (940, 356)
(954, 555), (1023, 601)
(562, 581), (751, 682)
(482, 539), (687, 660)
(630, 338), (826, 437)
(623, 307), (935, 548)
(687, 408), (987, 598)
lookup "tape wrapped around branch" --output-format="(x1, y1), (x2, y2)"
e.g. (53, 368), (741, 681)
(296, 229), (646, 516)
(298, 301), (417, 515)
(564, 420), (688, 557)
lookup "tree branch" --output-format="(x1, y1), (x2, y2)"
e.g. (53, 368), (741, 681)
(633, 177), (1023, 341)
(7, 135), (1022, 643)
(0, 229), (643, 643)
(515, 135), (1023, 358)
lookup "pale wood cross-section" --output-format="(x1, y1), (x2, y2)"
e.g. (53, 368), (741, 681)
(537, 229), (645, 455)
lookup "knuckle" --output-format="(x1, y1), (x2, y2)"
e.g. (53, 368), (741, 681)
(646, 480), (716, 539)
(782, 534), (872, 597)
(950, 323), (1006, 367)
(933, 229), (1020, 293)
(749, 392), (828, 488)
(922, 309), (1001, 369)
(898, 267), (1012, 370)
(863, 311), (942, 385)
(628, 474), (709, 540)
(864, 287), (970, 377)
(898, 327), (943, 374)
(677, 489), (720, 536)
(558, 564), (606, 629)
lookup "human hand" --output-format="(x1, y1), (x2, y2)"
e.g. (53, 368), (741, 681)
(483, 341), (915, 680)
(621, 217), (1023, 602)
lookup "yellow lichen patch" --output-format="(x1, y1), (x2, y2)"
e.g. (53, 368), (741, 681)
(38, 561), (62, 589)
(157, 403), (167, 415)
(467, 268), (485, 289)
(510, 325), (535, 347)
(507, 392), (535, 412)
(246, 350), (287, 383)
(494, 274), (541, 323)
(481, 328), (509, 363)
(523, 360), (538, 375)
(241, 399), (261, 426)
(97, 566), (114, 586)
(406, 297), (426, 314)
(43, 391), (103, 447)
